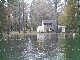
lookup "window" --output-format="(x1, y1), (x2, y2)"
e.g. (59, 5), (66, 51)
(49, 23), (52, 25)
(44, 23), (46, 25)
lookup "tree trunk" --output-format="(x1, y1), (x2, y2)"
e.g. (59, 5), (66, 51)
(0, 31), (3, 38)
(18, 1), (21, 33)
(23, 0), (25, 33)
(30, 28), (31, 33)
(55, 0), (58, 33)
(26, 19), (27, 32)
(7, 25), (9, 35)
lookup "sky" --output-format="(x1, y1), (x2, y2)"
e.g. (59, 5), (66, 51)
(24, 0), (32, 4)
(61, 0), (65, 2)
(24, 0), (65, 3)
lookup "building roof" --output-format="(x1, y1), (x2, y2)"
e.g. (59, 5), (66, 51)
(42, 20), (56, 23)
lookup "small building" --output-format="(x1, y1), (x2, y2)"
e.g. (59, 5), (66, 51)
(58, 25), (66, 32)
(37, 26), (46, 32)
(42, 20), (57, 32)
(37, 20), (57, 32)
(37, 20), (66, 33)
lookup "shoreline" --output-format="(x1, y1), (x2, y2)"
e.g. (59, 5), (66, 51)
(3, 31), (77, 36)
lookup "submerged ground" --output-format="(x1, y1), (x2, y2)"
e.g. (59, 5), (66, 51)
(0, 33), (80, 60)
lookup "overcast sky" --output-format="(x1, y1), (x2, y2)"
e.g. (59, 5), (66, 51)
(24, 0), (65, 3)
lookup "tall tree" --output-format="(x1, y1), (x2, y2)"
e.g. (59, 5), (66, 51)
(0, 0), (9, 34)
(59, 0), (77, 32)
(29, 0), (59, 30)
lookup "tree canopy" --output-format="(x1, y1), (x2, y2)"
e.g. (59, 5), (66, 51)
(0, 0), (78, 33)
(59, 0), (77, 32)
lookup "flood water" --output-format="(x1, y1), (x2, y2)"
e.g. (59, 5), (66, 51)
(0, 33), (80, 60)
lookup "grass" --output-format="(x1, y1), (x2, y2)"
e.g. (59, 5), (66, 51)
(10, 31), (57, 35)
(3, 31), (77, 37)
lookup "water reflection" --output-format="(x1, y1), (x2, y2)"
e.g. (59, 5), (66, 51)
(37, 34), (58, 43)
(0, 33), (79, 60)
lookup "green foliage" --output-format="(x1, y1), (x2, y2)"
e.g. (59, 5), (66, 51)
(7, 0), (18, 5)
(30, 0), (55, 29)
(59, 0), (77, 32)
(0, 0), (6, 32)
(0, 0), (17, 33)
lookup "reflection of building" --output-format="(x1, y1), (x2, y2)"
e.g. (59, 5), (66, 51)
(37, 34), (47, 42)
(37, 33), (66, 42)
(58, 33), (65, 40)
(37, 34), (58, 43)
(37, 20), (66, 33)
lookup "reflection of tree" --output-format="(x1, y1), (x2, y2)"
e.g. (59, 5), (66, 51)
(36, 34), (61, 59)
(59, 34), (75, 60)
(0, 34), (66, 60)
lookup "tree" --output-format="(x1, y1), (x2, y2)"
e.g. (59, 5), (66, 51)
(59, 0), (77, 32)
(6, 0), (29, 33)
(29, 0), (59, 30)
(0, 0), (8, 34)
(0, 0), (21, 34)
